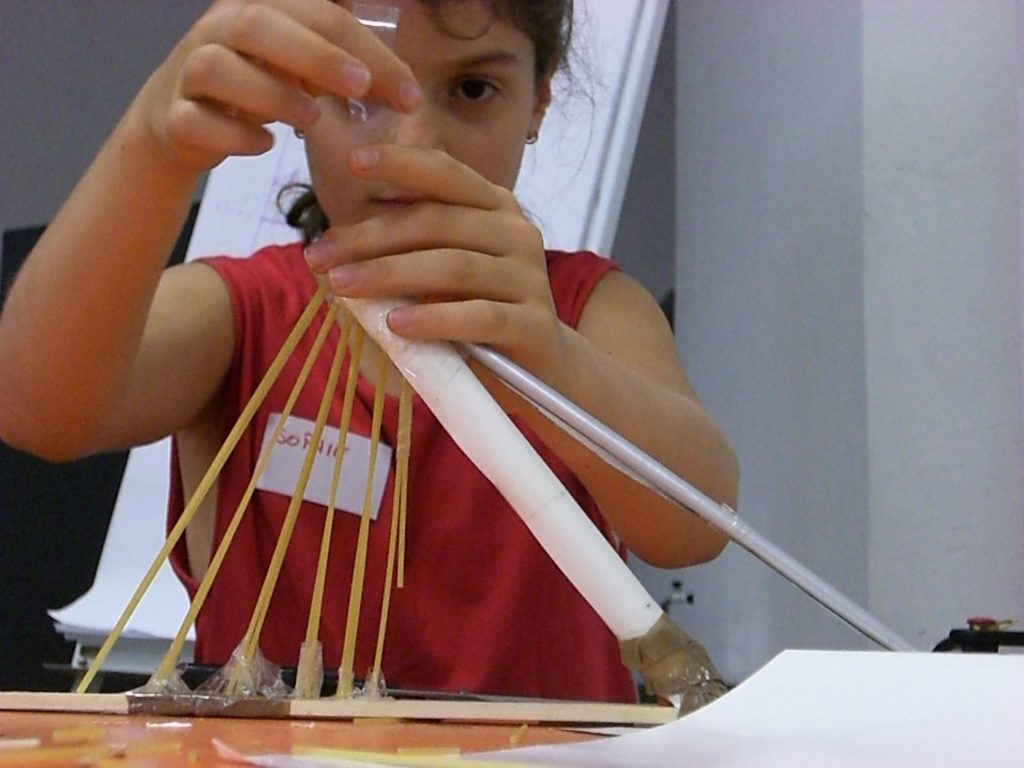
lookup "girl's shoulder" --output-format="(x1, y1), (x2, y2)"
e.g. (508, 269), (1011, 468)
(196, 242), (317, 334)
(199, 241), (314, 299)
(544, 249), (620, 328)
(200, 241), (308, 281)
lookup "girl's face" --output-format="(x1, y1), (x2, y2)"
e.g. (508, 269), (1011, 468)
(304, 0), (551, 227)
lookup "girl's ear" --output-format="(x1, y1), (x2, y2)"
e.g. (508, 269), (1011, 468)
(529, 74), (554, 139)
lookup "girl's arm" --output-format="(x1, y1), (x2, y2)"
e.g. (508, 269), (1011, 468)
(481, 269), (738, 568)
(0, 114), (227, 459)
(0, 0), (420, 460)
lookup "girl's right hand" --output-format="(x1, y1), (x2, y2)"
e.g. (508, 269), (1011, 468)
(131, 0), (421, 172)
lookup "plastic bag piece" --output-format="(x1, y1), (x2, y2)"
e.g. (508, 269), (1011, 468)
(195, 642), (292, 702)
(361, 666), (389, 699)
(126, 666), (195, 716)
(346, 3), (402, 138)
(131, 665), (192, 696)
(619, 612), (728, 715)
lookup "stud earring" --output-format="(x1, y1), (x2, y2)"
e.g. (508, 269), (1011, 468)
(526, 131), (538, 145)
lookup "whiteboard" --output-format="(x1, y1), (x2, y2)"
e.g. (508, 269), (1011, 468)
(51, 0), (669, 662)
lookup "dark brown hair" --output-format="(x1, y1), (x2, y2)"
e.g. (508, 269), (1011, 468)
(283, 0), (574, 243)
(423, 0), (573, 79)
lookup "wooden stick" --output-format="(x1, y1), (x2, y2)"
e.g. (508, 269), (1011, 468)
(336, 348), (389, 697)
(76, 285), (329, 694)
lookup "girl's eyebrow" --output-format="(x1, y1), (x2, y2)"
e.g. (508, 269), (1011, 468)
(447, 49), (523, 70)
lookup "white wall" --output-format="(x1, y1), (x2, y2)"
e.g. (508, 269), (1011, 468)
(659, 0), (871, 682)
(862, 0), (1024, 647)
(0, 1), (208, 236)
(657, 0), (1024, 682)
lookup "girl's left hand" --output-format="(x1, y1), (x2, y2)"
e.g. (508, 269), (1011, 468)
(304, 144), (566, 380)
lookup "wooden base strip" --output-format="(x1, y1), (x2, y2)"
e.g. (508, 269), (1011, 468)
(0, 691), (675, 726)
(0, 692), (128, 715)
(292, 695), (675, 726)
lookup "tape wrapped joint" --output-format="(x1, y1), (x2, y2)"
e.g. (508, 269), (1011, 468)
(619, 612), (728, 714)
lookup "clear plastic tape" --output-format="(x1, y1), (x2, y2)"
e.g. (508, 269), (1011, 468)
(354, 2), (399, 46)
(194, 643), (292, 700)
(347, 3), (402, 135)
(342, 297), (663, 641)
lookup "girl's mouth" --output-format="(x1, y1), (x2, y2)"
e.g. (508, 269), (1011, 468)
(372, 194), (424, 206)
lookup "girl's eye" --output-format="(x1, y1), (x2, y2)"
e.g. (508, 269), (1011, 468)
(454, 78), (497, 102)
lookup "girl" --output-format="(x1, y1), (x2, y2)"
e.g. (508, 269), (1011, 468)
(0, 0), (737, 702)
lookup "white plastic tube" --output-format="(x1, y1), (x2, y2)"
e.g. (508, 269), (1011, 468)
(343, 294), (915, 653)
(342, 297), (663, 642)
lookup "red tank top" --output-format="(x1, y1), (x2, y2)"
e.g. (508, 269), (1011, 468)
(168, 243), (635, 702)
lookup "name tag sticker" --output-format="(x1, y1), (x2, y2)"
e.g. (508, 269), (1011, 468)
(256, 413), (393, 520)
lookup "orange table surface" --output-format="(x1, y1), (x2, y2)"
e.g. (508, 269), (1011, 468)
(0, 709), (597, 766)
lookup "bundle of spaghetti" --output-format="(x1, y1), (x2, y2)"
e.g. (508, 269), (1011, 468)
(76, 290), (416, 702)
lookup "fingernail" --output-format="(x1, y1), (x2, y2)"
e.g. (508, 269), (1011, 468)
(304, 241), (330, 270)
(350, 147), (378, 171)
(386, 306), (412, 333)
(329, 264), (358, 291)
(399, 80), (422, 111)
(341, 63), (371, 96)
(295, 94), (320, 127)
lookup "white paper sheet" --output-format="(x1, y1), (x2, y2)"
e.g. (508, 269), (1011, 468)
(213, 651), (1023, 768)
(479, 650), (1024, 767)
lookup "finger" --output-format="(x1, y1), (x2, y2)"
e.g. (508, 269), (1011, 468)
(348, 145), (513, 211)
(209, 0), (420, 111)
(326, 248), (532, 303)
(296, 0), (422, 111)
(315, 203), (530, 267)
(165, 99), (276, 158)
(179, 44), (320, 130)
(385, 299), (521, 349)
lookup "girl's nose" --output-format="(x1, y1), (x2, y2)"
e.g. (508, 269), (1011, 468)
(390, 103), (444, 150)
